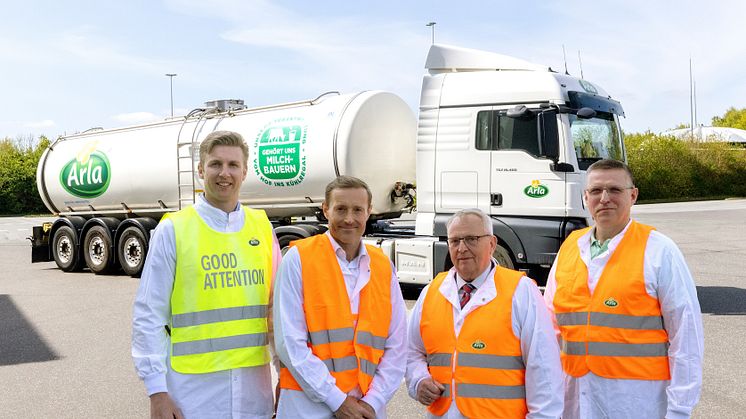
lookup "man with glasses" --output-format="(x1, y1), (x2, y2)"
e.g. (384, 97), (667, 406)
(406, 208), (563, 418)
(544, 159), (704, 419)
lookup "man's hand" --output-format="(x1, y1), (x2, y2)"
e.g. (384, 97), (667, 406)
(416, 377), (445, 406)
(358, 399), (375, 418)
(150, 392), (184, 419)
(334, 396), (376, 419)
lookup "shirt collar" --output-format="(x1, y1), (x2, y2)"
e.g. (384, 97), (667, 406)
(589, 218), (633, 245)
(325, 231), (367, 265)
(455, 259), (495, 290)
(196, 194), (241, 215)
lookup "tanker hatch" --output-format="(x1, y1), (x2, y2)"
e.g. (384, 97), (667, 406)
(204, 99), (246, 112)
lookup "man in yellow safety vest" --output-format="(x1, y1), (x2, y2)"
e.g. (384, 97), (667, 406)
(132, 130), (280, 418)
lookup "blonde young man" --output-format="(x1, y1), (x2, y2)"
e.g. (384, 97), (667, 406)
(544, 159), (704, 419)
(274, 176), (407, 419)
(132, 131), (281, 419)
(406, 208), (563, 418)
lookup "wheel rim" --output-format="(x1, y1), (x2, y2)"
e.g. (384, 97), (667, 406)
(88, 236), (106, 266)
(123, 236), (142, 268)
(57, 236), (72, 264)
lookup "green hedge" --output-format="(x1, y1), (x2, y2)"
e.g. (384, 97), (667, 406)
(625, 132), (746, 201)
(0, 136), (50, 215)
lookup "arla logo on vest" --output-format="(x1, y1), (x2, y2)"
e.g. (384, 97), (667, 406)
(604, 297), (619, 308)
(60, 142), (111, 198)
(471, 339), (487, 350)
(523, 180), (548, 198)
(249, 238), (260, 246)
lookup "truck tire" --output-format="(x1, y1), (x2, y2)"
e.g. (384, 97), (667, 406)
(277, 233), (304, 256)
(118, 226), (148, 277)
(493, 243), (515, 269)
(83, 225), (115, 274)
(52, 226), (83, 272)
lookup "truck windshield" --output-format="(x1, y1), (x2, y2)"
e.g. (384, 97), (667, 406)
(569, 112), (624, 170)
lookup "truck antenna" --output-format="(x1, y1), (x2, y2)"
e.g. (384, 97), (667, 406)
(578, 50), (584, 79)
(562, 45), (569, 75)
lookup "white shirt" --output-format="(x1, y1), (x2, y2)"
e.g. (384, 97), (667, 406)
(131, 195), (281, 419)
(543, 219), (704, 419)
(274, 232), (408, 419)
(406, 261), (564, 419)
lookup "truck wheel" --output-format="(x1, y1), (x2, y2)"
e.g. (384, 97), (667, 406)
(83, 225), (115, 274)
(278, 233), (303, 256)
(493, 243), (515, 269)
(118, 226), (148, 277)
(52, 226), (83, 272)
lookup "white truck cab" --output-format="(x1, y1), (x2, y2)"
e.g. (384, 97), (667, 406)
(393, 44), (626, 285)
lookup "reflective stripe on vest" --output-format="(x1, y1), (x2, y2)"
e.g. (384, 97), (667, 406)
(172, 304), (268, 328)
(279, 234), (392, 394)
(553, 221), (671, 380)
(560, 338), (670, 357)
(421, 267), (528, 418)
(167, 205), (274, 374)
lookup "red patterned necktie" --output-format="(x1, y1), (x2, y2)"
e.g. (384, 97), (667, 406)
(460, 283), (476, 309)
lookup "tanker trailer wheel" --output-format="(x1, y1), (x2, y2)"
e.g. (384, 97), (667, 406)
(118, 226), (148, 277)
(83, 225), (115, 274)
(493, 243), (515, 269)
(52, 226), (83, 272)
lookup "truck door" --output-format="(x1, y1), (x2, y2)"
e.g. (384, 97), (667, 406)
(481, 109), (566, 218)
(434, 106), (493, 213)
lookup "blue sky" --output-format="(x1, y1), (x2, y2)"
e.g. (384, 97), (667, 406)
(2, 0), (745, 140)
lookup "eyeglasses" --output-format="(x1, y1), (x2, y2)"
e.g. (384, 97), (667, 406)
(585, 186), (634, 197)
(447, 234), (491, 248)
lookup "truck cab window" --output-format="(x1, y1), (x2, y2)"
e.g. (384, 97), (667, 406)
(475, 110), (540, 156)
(570, 112), (623, 170)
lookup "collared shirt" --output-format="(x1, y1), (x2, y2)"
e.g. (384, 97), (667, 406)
(544, 219), (704, 419)
(589, 233), (610, 260)
(406, 261), (564, 419)
(131, 195), (281, 419)
(454, 261), (493, 305)
(274, 232), (408, 419)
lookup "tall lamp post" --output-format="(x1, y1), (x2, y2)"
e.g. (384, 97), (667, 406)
(165, 73), (177, 117)
(426, 22), (436, 45)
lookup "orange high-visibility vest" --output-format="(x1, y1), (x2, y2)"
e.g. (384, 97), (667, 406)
(553, 221), (670, 380)
(279, 234), (392, 394)
(421, 267), (528, 418)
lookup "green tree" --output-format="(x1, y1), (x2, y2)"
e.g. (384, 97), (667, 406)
(0, 135), (50, 215)
(711, 107), (746, 130)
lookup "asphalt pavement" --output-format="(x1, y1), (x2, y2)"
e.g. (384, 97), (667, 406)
(1, 200), (745, 418)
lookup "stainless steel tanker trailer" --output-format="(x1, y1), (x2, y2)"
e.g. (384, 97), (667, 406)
(30, 91), (416, 276)
(31, 44), (626, 284)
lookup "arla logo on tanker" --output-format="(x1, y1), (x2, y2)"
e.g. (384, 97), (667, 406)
(523, 180), (549, 198)
(253, 117), (307, 187)
(59, 142), (111, 198)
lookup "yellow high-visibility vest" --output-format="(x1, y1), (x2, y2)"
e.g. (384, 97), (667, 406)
(166, 205), (274, 374)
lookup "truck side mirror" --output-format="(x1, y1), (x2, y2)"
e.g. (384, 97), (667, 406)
(576, 107), (596, 119)
(539, 110), (560, 161)
(507, 105), (533, 119)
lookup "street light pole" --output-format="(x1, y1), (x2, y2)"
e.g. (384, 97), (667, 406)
(165, 73), (177, 117)
(426, 22), (436, 45)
